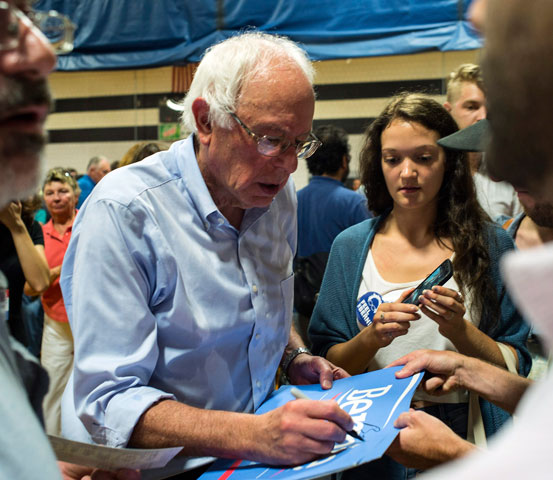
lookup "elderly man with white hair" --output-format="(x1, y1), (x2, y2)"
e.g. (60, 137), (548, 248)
(60, 31), (353, 477)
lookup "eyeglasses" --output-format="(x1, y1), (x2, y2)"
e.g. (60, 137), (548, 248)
(0, 1), (75, 55)
(229, 112), (322, 160)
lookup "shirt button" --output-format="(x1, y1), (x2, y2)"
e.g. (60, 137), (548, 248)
(218, 217), (224, 225)
(256, 380), (261, 388)
(255, 333), (260, 340)
(252, 284), (258, 294)
(203, 221), (209, 229)
(266, 313), (270, 318)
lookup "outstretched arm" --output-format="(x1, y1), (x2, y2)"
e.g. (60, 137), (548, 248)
(418, 286), (512, 369)
(388, 349), (531, 414)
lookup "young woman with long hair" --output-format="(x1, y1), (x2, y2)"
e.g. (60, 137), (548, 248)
(309, 93), (531, 479)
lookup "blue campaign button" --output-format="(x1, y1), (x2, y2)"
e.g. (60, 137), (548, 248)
(356, 291), (385, 331)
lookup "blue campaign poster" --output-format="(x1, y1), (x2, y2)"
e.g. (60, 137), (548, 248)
(199, 366), (422, 480)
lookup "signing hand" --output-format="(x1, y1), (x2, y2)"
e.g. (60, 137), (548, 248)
(287, 354), (349, 390)
(386, 409), (475, 469)
(253, 397), (353, 465)
(418, 286), (466, 336)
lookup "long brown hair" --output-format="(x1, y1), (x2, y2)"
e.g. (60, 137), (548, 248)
(360, 93), (498, 333)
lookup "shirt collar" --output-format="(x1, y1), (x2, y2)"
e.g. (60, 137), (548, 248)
(175, 135), (270, 232)
(43, 217), (74, 239)
(310, 175), (343, 186)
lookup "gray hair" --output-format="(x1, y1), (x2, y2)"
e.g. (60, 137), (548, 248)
(86, 156), (107, 170)
(181, 31), (314, 133)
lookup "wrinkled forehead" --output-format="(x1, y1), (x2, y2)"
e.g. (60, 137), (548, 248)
(44, 179), (74, 191)
(238, 61), (314, 107)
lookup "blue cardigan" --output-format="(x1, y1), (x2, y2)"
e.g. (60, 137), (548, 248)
(309, 214), (531, 438)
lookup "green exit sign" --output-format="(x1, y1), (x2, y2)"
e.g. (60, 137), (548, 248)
(159, 123), (181, 141)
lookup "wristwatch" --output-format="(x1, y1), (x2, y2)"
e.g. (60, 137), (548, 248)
(281, 347), (312, 380)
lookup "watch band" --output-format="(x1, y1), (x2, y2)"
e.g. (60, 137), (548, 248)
(281, 347), (312, 377)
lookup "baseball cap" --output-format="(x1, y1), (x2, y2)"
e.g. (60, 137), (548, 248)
(437, 119), (489, 152)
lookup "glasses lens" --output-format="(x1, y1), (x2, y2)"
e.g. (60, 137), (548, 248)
(32, 10), (75, 54)
(0, 3), (19, 51)
(297, 139), (321, 159)
(257, 137), (284, 157)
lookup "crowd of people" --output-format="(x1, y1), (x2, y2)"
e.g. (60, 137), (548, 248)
(2, 0), (553, 479)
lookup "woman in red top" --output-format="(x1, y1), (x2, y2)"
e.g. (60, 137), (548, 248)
(27, 168), (80, 435)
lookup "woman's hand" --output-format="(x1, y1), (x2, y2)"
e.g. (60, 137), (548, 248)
(371, 288), (421, 348)
(0, 201), (23, 231)
(418, 286), (466, 337)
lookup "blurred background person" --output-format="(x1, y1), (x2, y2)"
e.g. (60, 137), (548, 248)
(294, 125), (371, 343)
(119, 141), (167, 167)
(20, 193), (49, 357)
(76, 155), (111, 208)
(26, 168), (80, 435)
(0, 198), (50, 347)
(444, 64), (521, 220)
(297, 124), (371, 259)
(66, 167), (79, 181)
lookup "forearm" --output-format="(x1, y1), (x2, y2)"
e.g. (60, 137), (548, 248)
(129, 397), (352, 466)
(129, 399), (260, 459)
(449, 320), (509, 368)
(283, 324), (307, 357)
(11, 225), (50, 292)
(326, 330), (378, 375)
(24, 265), (61, 296)
(458, 355), (531, 414)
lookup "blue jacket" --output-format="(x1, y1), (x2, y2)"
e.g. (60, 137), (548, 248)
(309, 214), (531, 438)
(76, 174), (95, 209)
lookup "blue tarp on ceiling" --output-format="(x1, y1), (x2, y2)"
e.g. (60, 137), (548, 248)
(35, 0), (481, 71)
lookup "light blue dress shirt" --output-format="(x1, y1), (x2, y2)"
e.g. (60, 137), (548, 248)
(60, 136), (297, 449)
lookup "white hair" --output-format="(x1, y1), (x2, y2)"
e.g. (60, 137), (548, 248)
(181, 31), (314, 133)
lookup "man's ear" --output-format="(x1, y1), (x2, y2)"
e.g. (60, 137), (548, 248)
(443, 101), (452, 112)
(192, 98), (212, 145)
(342, 154), (349, 170)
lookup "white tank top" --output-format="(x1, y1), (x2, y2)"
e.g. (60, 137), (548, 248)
(358, 249), (475, 403)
